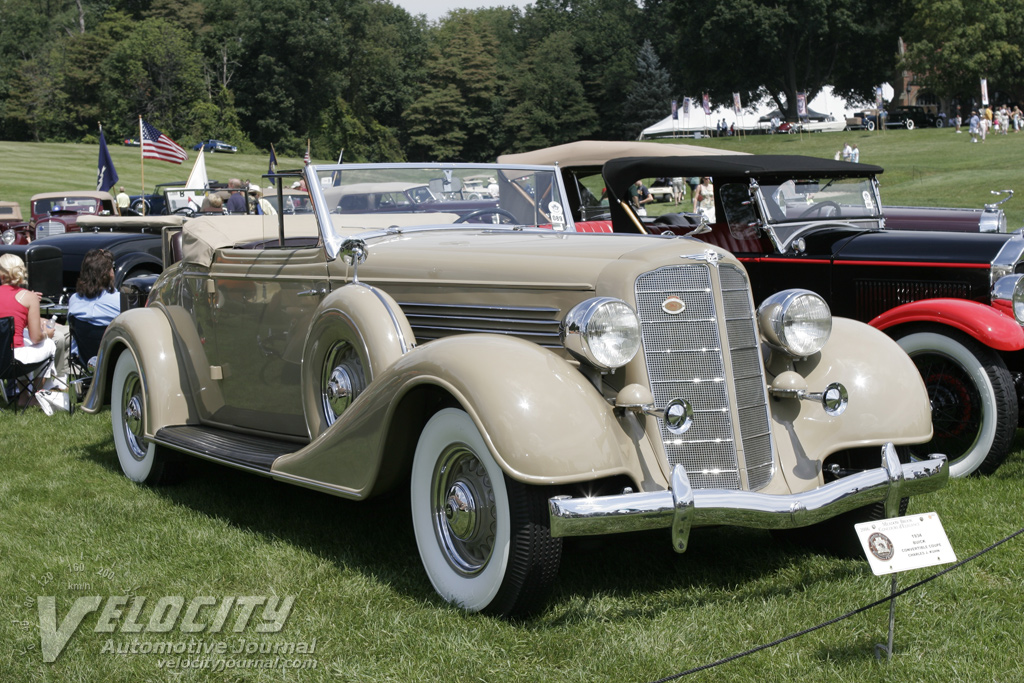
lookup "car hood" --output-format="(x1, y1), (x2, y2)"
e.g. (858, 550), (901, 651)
(353, 229), (738, 294)
(827, 228), (1015, 265)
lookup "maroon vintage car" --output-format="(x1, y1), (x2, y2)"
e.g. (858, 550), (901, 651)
(8, 190), (121, 244)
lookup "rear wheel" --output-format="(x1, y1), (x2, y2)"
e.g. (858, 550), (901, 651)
(111, 351), (180, 484)
(893, 329), (1015, 477)
(410, 408), (561, 617)
(905, 119), (915, 130)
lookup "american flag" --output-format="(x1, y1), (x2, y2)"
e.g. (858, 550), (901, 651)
(140, 119), (188, 164)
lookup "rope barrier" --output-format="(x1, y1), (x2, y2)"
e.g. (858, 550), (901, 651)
(646, 524), (1024, 682)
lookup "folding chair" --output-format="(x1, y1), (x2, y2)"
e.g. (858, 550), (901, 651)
(67, 314), (108, 414)
(0, 316), (52, 413)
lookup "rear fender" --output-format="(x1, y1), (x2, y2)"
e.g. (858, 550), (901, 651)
(869, 298), (1024, 351)
(81, 305), (197, 435)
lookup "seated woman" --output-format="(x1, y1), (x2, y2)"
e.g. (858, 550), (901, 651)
(68, 248), (120, 328)
(0, 253), (69, 410)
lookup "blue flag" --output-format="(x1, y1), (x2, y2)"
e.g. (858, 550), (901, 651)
(268, 146), (277, 176)
(97, 128), (119, 192)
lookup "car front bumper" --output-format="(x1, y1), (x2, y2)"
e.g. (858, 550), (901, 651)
(548, 444), (948, 553)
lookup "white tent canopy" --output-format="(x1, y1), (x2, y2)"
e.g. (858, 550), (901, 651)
(639, 85), (892, 138)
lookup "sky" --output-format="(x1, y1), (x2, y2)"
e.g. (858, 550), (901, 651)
(392, 0), (532, 21)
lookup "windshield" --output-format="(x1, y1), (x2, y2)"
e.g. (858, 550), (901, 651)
(304, 164), (572, 257)
(33, 197), (102, 216)
(750, 176), (881, 249)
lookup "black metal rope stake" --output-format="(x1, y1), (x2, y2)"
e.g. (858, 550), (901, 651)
(646, 525), (1024, 683)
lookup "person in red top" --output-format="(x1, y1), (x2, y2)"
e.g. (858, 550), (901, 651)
(0, 253), (68, 409)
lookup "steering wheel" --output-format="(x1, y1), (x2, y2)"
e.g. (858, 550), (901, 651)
(454, 208), (518, 224)
(797, 200), (840, 219)
(173, 206), (198, 217)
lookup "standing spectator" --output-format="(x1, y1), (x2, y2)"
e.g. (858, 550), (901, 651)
(969, 110), (981, 143)
(1013, 106), (1022, 132)
(115, 186), (130, 211)
(841, 142), (852, 161)
(693, 177), (715, 223)
(982, 105), (993, 140)
(998, 105), (1010, 134)
(629, 180), (653, 216)
(671, 177), (685, 206)
(687, 177), (700, 202)
(955, 106), (962, 133)
(850, 145), (860, 163)
(225, 178), (247, 213)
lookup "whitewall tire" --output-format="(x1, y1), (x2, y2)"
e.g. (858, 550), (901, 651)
(410, 408), (561, 617)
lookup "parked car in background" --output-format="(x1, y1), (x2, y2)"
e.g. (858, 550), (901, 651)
(83, 161), (947, 616)
(846, 111), (877, 131)
(5, 191), (121, 244)
(0, 215), (176, 303)
(890, 105), (943, 129)
(0, 201), (23, 235)
(500, 141), (1024, 478)
(192, 139), (238, 153)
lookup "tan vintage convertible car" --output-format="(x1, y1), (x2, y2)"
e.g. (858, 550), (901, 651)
(83, 162), (948, 617)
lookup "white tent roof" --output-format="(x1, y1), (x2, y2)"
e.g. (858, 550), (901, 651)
(639, 86), (890, 138)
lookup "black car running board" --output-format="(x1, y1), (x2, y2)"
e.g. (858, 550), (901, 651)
(154, 425), (301, 474)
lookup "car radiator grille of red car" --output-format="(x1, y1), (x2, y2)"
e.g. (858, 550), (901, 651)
(635, 264), (775, 491)
(854, 279), (973, 320)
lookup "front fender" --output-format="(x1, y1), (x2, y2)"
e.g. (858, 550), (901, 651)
(869, 298), (1024, 351)
(767, 318), (935, 492)
(273, 334), (651, 495)
(81, 306), (196, 435)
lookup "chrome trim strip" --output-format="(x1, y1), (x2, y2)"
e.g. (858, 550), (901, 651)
(355, 282), (409, 354)
(548, 447), (948, 553)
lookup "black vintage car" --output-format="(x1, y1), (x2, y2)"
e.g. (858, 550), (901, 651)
(0, 215), (175, 303)
(601, 155), (1024, 478)
(499, 143), (1023, 479)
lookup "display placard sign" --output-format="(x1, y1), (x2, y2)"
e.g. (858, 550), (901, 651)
(855, 512), (956, 576)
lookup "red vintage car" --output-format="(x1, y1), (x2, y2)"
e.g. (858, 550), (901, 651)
(6, 190), (121, 244)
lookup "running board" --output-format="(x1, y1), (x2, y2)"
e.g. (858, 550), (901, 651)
(154, 425), (303, 473)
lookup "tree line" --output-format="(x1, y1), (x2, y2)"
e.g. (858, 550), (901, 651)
(1, 0), (1020, 162)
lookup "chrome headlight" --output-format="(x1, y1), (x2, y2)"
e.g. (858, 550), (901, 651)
(561, 297), (640, 371)
(992, 274), (1024, 323)
(1, 229), (14, 244)
(757, 289), (832, 358)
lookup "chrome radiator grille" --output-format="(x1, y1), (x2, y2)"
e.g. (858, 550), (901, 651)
(635, 264), (774, 490)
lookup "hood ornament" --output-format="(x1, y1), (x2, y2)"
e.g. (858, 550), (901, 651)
(681, 248), (720, 267)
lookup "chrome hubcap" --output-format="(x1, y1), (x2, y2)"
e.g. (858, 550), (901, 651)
(432, 445), (496, 575)
(320, 342), (364, 426)
(121, 373), (147, 461)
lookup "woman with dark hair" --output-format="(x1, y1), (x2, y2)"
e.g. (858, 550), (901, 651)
(68, 249), (120, 326)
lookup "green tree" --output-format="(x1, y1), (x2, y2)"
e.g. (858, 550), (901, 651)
(621, 40), (674, 138)
(656, 0), (906, 120)
(901, 0), (1024, 105)
(506, 31), (597, 151)
(404, 10), (504, 161)
(312, 96), (405, 163)
(101, 17), (206, 136)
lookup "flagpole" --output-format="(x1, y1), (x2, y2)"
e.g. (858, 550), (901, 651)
(139, 116), (146, 215)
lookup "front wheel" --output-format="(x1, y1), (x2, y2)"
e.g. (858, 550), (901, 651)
(410, 408), (561, 617)
(894, 329), (1016, 477)
(905, 119), (915, 130)
(111, 351), (180, 484)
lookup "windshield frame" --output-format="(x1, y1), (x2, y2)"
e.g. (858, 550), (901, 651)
(749, 175), (884, 252)
(302, 163), (576, 260)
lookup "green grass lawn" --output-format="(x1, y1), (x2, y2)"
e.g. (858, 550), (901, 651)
(2, 408), (1023, 682)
